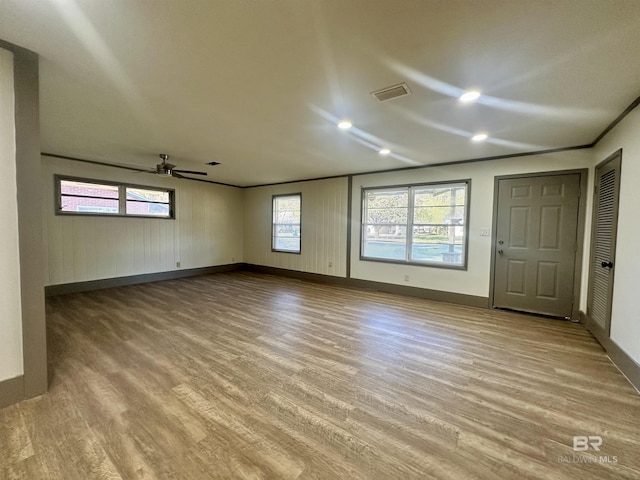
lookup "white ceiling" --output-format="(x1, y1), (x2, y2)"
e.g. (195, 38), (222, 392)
(1, 0), (640, 186)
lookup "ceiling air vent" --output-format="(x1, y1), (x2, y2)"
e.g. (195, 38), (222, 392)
(371, 82), (411, 102)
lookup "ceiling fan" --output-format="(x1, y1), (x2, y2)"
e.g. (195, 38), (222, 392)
(148, 154), (208, 178)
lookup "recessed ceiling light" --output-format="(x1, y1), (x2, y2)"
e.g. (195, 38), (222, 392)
(379, 148), (391, 156)
(459, 90), (481, 103)
(471, 133), (488, 142)
(337, 120), (352, 130)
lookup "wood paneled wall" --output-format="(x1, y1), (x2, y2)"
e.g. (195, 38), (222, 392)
(243, 177), (348, 277)
(42, 156), (243, 286)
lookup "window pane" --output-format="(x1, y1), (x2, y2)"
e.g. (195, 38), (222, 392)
(363, 225), (407, 260)
(411, 242), (463, 264)
(273, 194), (301, 252)
(274, 236), (300, 252)
(60, 195), (119, 214)
(411, 184), (466, 265)
(414, 205), (466, 224)
(362, 188), (409, 261)
(126, 188), (169, 203)
(273, 196), (300, 224)
(60, 180), (119, 198)
(365, 189), (408, 224)
(412, 225), (465, 244)
(125, 187), (171, 217)
(60, 179), (119, 214)
(414, 184), (466, 203)
(411, 224), (465, 265)
(413, 184), (466, 225)
(126, 201), (171, 217)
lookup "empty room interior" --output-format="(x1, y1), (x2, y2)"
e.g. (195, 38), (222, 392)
(2, 1), (640, 479)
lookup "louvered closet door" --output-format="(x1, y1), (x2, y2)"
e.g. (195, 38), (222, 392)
(588, 151), (622, 335)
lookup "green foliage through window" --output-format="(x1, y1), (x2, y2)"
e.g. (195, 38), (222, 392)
(361, 181), (469, 267)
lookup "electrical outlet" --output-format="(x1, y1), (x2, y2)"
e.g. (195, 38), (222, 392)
(480, 228), (490, 236)
(176, 261), (181, 268)
(328, 261), (333, 268)
(232, 257), (236, 262)
(404, 274), (410, 282)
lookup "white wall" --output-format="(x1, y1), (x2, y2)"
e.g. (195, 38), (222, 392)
(243, 177), (348, 277)
(0, 47), (24, 382)
(593, 107), (640, 365)
(43, 157), (244, 285)
(351, 150), (594, 302)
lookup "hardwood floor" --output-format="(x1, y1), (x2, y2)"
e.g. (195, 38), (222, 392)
(1, 272), (639, 479)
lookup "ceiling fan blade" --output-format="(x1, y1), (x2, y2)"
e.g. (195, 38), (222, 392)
(172, 172), (185, 179)
(172, 169), (208, 176)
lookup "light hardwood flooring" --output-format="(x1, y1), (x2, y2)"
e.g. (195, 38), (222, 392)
(1, 272), (639, 479)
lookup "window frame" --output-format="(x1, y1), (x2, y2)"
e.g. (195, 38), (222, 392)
(271, 193), (302, 254)
(55, 175), (175, 219)
(360, 179), (471, 270)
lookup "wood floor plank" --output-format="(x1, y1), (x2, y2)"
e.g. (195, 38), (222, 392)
(2, 271), (639, 479)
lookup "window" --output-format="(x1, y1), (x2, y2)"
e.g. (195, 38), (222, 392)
(125, 187), (171, 217)
(57, 176), (174, 218)
(272, 193), (301, 253)
(361, 181), (469, 268)
(59, 180), (120, 215)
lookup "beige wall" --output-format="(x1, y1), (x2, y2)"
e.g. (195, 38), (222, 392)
(0, 47), (24, 382)
(243, 177), (348, 277)
(43, 157), (244, 285)
(351, 150), (593, 302)
(593, 107), (640, 365)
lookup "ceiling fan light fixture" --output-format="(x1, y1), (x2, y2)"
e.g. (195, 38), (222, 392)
(153, 153), (208, 177)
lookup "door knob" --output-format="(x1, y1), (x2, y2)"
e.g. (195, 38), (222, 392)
(498, 249), (504, 255)
(498, 240), (504, 245)
(601, 261), (613, 269)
